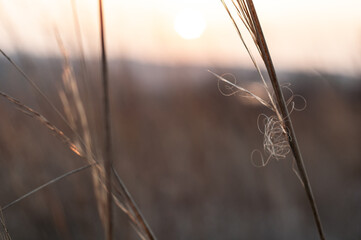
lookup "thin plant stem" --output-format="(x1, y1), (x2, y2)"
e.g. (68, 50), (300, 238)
(0, 49), (80, 141)
(1, 89), (155, 239)
(0, 56), (155, 240)
(70, 0), (99, 149)
(0, 91), (83, 155)
(112, 167), (157, 240)
(2, 164), (93, 211)
(98, 0), (113, 239)
(70, 0), (89, 88)
(244, 1), (326, 239)
(1, 5), (154, 238)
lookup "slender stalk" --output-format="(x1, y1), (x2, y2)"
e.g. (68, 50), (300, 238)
(1, 48), (156, 239)
(1, 89), (156, 239)
(245, 1), (326, 239)
(112, 167), (157, 240)
(0, 49), (79, 139)
(70, 0), (88, 84)
(2, 164), (93, 211)
(98, 0), (113, 239)
(70, 0), (96, 139)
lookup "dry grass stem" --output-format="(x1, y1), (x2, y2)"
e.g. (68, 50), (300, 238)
(0, 49), (80, 141)
(0, 91), (83, 156)
(112, 168), (157, 240)
(70, 0), (99, 150)
(98, 0), (113, 239)
(218, 1), (326, 239)
(1, 2), (155, 237)
(2, 164), (93, 211)
(0, 88), (154, 240)
(1, 45), (155, 240)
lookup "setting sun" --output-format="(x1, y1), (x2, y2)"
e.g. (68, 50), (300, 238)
(174, 9), (206, 40)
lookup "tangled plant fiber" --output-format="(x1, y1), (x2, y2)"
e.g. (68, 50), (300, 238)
(213, 1), (326, 239)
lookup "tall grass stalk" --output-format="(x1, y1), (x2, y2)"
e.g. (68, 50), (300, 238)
(112, 168), (156, 240)
(1, 4), (156, 234)
(98, 0), (113, 239)
(1, 23), (156, 239)
(2, 163), (93, 211)
(0, 84), (156, 239)
(0, 86), (155, 239)
(219, 1), (326, 239)
(0, 50), (80, 140)
(96, 2), (156, 239)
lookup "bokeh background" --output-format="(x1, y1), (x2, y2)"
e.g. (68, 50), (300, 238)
(0, 0), (360, 239)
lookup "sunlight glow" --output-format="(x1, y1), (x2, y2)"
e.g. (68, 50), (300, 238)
(174, 9), (206, 40)
(1, 0), (360, 73)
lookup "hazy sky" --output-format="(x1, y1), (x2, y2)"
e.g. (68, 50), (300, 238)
(1, 0), (361, 75)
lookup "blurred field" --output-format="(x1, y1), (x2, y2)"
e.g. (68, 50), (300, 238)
(0, 56), (360, 239)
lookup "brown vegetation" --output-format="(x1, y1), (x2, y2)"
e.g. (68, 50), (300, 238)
(0, 56), (360, 239)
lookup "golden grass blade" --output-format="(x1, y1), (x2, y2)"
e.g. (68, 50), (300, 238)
(219, 1), (277, 114)
(55, 31), (94, 163)
(0, 91), (84, 157)
(0, 49), (81, 141)
(220, 1), (326, 239)
(1, 82), (154, 239)
(1, 6), (155, 238)
(244, 1), (326, 239)
(70, 0), (99, 150)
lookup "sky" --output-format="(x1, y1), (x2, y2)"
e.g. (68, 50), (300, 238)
(0, 0), (361, 75)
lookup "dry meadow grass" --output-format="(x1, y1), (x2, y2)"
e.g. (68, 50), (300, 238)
(1, 1), (361, 239)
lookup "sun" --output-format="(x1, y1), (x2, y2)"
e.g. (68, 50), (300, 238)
(174, 9), (206, 40)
